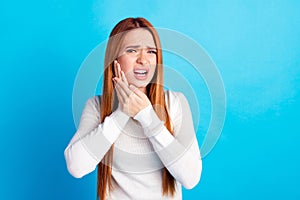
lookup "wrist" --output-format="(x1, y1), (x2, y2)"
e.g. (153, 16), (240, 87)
(133, 105), (152, 127)
(114, 108), (130, 125)
(133, 105), (164, 137)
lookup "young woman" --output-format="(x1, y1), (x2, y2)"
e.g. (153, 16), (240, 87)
(64, 17), (202, 200)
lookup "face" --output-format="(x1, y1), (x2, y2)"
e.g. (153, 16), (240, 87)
(117, 28), (157, 89)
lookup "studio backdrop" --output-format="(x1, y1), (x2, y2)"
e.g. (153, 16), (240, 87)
(1, 0), (299, 199)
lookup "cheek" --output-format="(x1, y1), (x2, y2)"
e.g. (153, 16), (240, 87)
(117, 57), (132, 73)
(150, 57), (157, 73)
(150, 55), (157, 64)
(150, 66), (157, 76)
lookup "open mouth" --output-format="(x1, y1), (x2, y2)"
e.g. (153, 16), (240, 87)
(134, 69), (148, 77)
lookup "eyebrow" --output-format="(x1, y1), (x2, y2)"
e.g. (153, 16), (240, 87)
(125, 45), (156, 49)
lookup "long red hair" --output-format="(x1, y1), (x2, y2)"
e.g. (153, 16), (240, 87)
(98, 17), (175, 200)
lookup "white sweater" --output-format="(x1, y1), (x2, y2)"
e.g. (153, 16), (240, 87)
(64, 91), (202, 200)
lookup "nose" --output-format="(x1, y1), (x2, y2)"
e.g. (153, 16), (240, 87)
(136, 50), (148, 65)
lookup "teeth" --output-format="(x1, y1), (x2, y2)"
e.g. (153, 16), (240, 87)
(134, 69), (147, 77)
(134, 69), (147, 74)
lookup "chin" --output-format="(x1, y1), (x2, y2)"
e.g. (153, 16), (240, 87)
(127, 74), (155, 88)
(130, 80), (151, 88)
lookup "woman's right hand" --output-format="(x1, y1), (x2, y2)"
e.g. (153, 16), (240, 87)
(113, 60), (151, 117)
(113, 60), (131, 113)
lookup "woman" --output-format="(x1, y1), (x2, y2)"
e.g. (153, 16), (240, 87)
(64, 17), (202, 200)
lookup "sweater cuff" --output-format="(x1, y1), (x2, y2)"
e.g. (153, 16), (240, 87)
(133, 105), (164, 137)
(102, 108), (130, 143)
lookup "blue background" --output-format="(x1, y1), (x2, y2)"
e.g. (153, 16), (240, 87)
(1, 0), (300, 199)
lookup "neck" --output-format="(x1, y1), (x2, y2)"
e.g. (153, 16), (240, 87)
(139, 87), (146, 94)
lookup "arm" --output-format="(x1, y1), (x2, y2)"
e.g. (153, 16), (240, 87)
(112, 61), (202, 188)
(134, 92), (202, 189)
(64, 97), (129, 178)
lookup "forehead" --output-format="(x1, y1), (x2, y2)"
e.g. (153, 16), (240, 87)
(121, 28), (156, 48)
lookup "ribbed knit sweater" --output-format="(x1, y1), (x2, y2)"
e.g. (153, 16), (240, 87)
(64, 91), (202, 199)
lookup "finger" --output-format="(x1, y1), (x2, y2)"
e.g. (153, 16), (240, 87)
(113, 78), (125, 103)
(121, 71), (129, 86)
(113, 77), (121, 90)
(117, 62), (122, 78)
(116, 77), (132, 97)
(113, 76), (121, 83)
(129, 85), (147, 103)
(113, 60), (118, 78)
(115, 80), (129, 101)
(114, 86), (123, 103)
(120, 82), (133, 97)
(129, 85), (143, 98)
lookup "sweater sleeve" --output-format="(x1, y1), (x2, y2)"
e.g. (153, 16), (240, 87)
(64, 96), (129, 178)
(133, 92), (202, 189)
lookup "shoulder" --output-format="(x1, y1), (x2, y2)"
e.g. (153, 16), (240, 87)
(164, 90), (188, 105)
(84, 95), (101, 112)
(164, 90), (190, 114)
